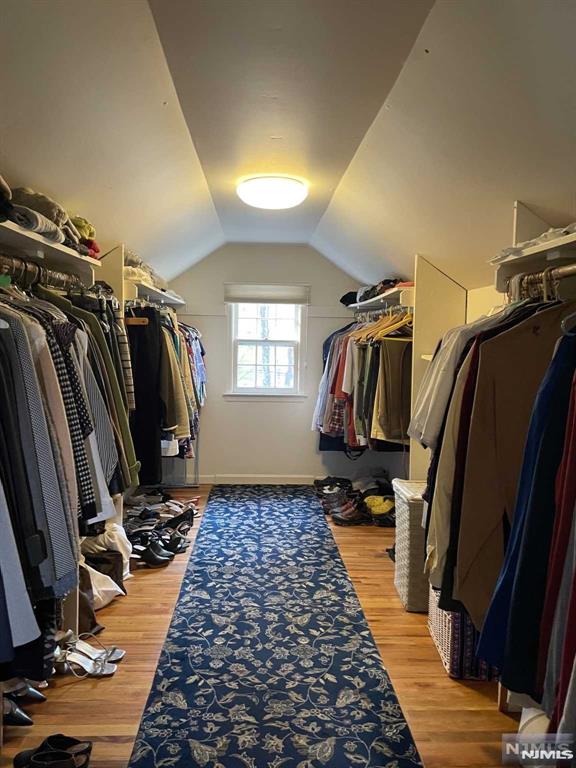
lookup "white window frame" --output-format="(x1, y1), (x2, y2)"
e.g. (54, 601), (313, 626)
(228, 302), (306, 396)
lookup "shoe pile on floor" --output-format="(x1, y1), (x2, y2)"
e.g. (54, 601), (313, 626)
(123, 492), (199, 568)
(2, 629), (128, 735)
(2, 491), (200, 757)
(314, 476), (396, 526)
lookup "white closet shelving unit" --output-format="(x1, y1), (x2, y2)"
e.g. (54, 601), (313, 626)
(495, 201), (576, 292)
(99, 247), (199, 488)
(345, 256), (467, 481)
(0, 220), (101, 285)
(134, 281), (186, 306)
(348, 285), (414, 310)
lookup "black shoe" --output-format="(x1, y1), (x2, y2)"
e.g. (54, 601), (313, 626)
(14, 734), (92, 768)
(29, 752), (77, 768)
(313, 476), (352, 490)
(131, 532), (174, 566)
(158, 508), (195, 531)
(159, 531), (190, 555)
(6, 683), (47, 704)
(332, 505), (373, 526)
(3, 698), (33, 727)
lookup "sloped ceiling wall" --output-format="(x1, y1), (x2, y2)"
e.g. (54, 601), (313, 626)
(1, 0), (575, 290)
(148, 0), (432, 245)
(0, 0), (224, 279)
(312, 0), (576, 288)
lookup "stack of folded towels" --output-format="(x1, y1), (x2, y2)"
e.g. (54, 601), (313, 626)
(0, 174), (102, 258)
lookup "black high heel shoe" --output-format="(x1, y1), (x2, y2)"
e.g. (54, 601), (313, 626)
(159, 507), (195, 531)
(159, 530), (190, 555)
(129, 531), (174, 568)
(3, 697), (33, 726)
(6, 683), (47, 704)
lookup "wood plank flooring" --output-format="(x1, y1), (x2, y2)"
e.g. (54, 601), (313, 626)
(1, 485), (517, 768)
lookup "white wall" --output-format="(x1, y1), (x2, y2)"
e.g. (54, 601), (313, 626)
(170, 243), (407, 484)
(466, 285), (503, 323)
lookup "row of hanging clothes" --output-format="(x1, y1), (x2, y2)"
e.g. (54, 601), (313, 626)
(312, 305), (413, 452)
(409, 262), (576, 734)
(0, 253), (139, 688)
(125, 299), (206, 486)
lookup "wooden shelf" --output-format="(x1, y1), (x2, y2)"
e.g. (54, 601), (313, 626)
(0, 220), (101, 285)
(495, 231), (576, 291)
(134, 281), (186, 306)
(348, 285), (414, 309)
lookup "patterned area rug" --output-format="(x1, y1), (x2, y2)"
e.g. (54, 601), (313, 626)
(129, 485), (422, 768)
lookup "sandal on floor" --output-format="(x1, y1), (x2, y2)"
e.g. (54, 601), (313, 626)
(53, 648), (117, 678)
(66, 634), (125, 664)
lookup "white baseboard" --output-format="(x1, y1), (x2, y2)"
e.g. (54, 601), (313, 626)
(199, 474), (315, 485)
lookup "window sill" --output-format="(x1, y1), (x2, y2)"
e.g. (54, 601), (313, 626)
(223, 392), (308, 402)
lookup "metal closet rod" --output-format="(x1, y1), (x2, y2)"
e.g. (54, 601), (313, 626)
(0, 251), (83, 290)
(521, 262), (576, 283)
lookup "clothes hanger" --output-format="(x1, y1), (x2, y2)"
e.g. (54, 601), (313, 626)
(561, 310), (576, 337)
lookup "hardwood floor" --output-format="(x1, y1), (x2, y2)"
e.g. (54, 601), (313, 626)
(1, 485), (517, 768)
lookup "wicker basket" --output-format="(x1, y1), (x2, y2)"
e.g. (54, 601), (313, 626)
(392, 479), (428, 612)
(427, 585), (499, 680)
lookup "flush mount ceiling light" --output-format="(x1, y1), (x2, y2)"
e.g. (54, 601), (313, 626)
(236, 176), (309, 210)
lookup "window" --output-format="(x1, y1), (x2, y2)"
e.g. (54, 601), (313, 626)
(230, 303), (303, 394)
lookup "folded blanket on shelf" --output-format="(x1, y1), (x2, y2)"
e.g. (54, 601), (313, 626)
(82, 238), (100, 254)
(12, 186), (68, 227)
(62, 223), (79, 244)
(9, 204), (66, 243)
(71, 215), (96, 240)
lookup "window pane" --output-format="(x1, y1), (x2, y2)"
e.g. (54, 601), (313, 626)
(274, 304), (296, 320)
(237, 344), (256, 364)
(256, 366), (274, 388)
(275, 346), (295, 366)
(236, 365), (256, 388)
(275, 366), (294, 389)
(256, 345), (275, 365)
(237, 319), (259, 339)
(238, 304), (257, 318)
(268, 318), (299, 341)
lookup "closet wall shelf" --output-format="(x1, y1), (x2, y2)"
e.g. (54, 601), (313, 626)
(134, 281), (186, 306)
(0, 220), (101, 285)
(348, 286), (414, 310)
(495, 231), (576, 292)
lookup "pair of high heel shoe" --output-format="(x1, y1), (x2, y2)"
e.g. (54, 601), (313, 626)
(53, 632), (125, 678)
(3, 681), (47, 727)
(13, 734), (92, 768)
(127, 503), (194, 567)
(130, 528), (190, 567)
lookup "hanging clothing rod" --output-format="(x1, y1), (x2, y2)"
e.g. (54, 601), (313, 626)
(0, 251), (83, 291)
(507, 261), (576, 302)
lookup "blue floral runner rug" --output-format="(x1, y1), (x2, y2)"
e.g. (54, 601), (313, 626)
(128, 485), (422, 768)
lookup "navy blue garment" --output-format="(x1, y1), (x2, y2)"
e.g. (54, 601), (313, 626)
(477, 335), (576, 689)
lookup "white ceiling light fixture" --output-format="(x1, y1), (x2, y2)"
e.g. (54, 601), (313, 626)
(236, 175), (309, 210)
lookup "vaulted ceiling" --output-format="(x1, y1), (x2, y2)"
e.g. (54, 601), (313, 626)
(148, 0), (432, 245)
(1, 0), (575, 290)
